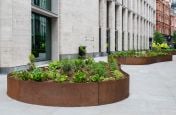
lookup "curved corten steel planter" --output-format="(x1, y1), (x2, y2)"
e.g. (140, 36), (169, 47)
(7, 71), (129, 107)
(117, 55), (172, 65)
(170, 51), (176, 55)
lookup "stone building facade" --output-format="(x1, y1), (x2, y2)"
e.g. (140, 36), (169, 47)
(0, 0), (156, 73)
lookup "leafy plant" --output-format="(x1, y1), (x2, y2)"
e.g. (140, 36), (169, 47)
(90, 74), (101, 82)
(46, 70), (60, 79)
(85, 57), (95, 65)
(12, 70), (30, 81)
(73, 71), (87, 83)
(74, 59), (85, 70)
(153, 31), (165, 44)
(90, 62), (107, 77)
(113, 70), (124, 80)
(28, 54), (36, 70)
(60, 60), (75, 74)
(11, 57), (126, 83)
(49, 61), (62, 71)
(30, 68), (47, 82)
(114, 50), (136, 57)
(54, 74), (68, 83)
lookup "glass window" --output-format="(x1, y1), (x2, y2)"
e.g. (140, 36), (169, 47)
(32, 0), (51, 11)
(32, 13), (51, 61)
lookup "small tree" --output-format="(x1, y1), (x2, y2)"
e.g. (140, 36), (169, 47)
(153, 31), (165, 44)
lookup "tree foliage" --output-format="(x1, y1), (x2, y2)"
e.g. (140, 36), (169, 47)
(153, 31), (165, 44)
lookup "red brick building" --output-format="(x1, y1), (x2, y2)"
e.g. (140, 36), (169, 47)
(156, 0), (171, 36)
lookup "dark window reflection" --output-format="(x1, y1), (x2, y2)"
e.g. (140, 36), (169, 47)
(32, 0), (51, 11)
(32, 13), (51, 61)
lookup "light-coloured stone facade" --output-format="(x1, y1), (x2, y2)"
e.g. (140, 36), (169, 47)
(98, 0), (156, 52)
(0, 0), (156, 73)
(0, 0), (31, 69)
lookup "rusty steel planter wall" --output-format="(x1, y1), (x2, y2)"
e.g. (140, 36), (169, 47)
(170, 51), (176, 55)
(7, 71), (129, 107)
(117, 55), (172, 65)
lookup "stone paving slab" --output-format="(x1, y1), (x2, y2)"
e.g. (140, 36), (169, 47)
(0, 56), (176, 115)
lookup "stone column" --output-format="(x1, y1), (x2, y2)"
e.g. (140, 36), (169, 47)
(123, 8), (128, 50)
(134, 14), (138, 50)
(138, 17), (141, 50)
(141, 18), (144, 50)
(117, 5), (123, 51)
(99, 0), (107, 54)
(144, 20), (147, 49)
(109, 1), (115, 52)
(129, 12), (133, 50)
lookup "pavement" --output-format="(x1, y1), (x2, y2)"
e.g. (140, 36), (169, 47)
(0, 56), (176, 115)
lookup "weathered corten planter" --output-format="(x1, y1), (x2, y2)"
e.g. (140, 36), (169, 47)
(7, 70), (129, 107)
(170, 51), (176, 55)
(156, 55), (173, 62)
(117, 55), (172, 65)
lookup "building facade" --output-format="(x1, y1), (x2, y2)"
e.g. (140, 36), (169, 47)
(171, 0), (176, 35)
(0, 0), (156, 73)
(156, 0), (171, 36)
(170, 10), (176, 35)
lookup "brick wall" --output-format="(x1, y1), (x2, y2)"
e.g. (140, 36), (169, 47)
(156, 0), (171, 36)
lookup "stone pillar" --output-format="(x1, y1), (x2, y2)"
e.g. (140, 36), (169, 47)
(141, 19), (144, 50)
(138, 17), (141, 50)
(144, 20), (147, 49)
(99, 0), (107, 54)
(109, 1), (115, 52)
(117, 5), (123, 51)
(123, 8), (128, 50)
(129, 12), (133, 50)
(134, 14), (138, 50)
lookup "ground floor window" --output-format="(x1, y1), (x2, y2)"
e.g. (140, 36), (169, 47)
(32, 13), (51, 61)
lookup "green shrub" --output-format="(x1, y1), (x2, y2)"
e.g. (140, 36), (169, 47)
(12, 70), (30, 81)
(113, 70), (124, 80)
(73, 71), (87, 83)
(153, 31), (165, 44)
(30, 68), (47, 82)
(90, 74), (101, 82)
(90, 62), (107, 77)
(46, 70), (60, 79)
(60, 60), (75, 74)
(85, 57), (95, 65)
(11, 57), (125, 83)
(49, 61), (62, 71)
(54, 74), (68, 83)
(74, 59), (85, 70)
(114, 50), (136, 57)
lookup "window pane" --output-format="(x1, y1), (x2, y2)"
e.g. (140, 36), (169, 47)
(32, 13), (51, 61)
(32, 0), (51, 11)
